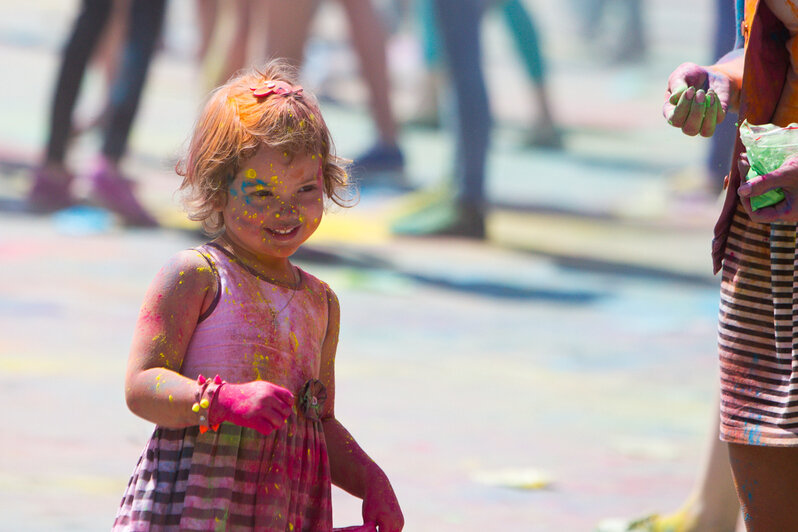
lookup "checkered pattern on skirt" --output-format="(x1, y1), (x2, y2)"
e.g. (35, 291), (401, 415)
(719, 205), (798, 446)
(113, 412), (332, 531)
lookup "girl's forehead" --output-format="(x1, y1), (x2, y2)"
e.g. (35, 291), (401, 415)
(235, 148), (321, 185)
(243, 146), (319, 172)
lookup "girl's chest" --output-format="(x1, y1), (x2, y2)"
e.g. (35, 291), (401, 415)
(184, 283), (328, 391)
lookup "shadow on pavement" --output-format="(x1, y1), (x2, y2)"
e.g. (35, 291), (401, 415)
(296, 246), (606, 303)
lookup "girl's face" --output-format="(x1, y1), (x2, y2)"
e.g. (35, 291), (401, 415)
(221, 146), (324, 264)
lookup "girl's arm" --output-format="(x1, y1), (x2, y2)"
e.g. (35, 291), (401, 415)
(319, 289), (404, 532)
(124, 250), (217, 427)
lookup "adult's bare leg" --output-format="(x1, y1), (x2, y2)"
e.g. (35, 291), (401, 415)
(338, 0), (398, 146)
(727, 442), (798, 531)
(262, 0), (319, 65)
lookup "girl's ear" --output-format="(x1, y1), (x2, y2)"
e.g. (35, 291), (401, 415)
(211, 191), (228, 212)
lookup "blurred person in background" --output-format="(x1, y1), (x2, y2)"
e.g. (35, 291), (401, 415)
(574, 0), (647, 64)
(28, 0), (166, 226)
(263, 0), (404, 179)
(197, 0), (404, 180)
(660, 0), (798, 530)
(390, 0), (491, 238)
(411, 0), (561, 148)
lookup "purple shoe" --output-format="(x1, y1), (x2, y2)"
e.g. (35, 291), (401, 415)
(88, 164), (158, 227)
(28, 166), (77, 213)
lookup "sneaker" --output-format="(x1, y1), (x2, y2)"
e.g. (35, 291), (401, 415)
(87, 162), (158, 227)
(391, 199), (485, 239)
(351, 142), (406, 185)
(526, 122), (563, 150)
(28, 166), (76, 213)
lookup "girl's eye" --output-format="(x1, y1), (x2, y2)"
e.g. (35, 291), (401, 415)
(252, 190), (273, 198)
(299, 185), (317, 193)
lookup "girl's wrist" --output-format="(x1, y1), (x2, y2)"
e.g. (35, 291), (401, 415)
(194, 374), (226, 432)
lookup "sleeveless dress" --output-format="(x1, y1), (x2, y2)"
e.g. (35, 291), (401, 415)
(718, 0), (798, 446)
(113, 243), (334, 531)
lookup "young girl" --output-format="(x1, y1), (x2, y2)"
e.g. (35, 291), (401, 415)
(113, 60), (403, 532)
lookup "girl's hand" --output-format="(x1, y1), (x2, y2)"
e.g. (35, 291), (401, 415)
(210, 380), (294, 435)
(663, 62), (731, 137)
(362, 472), (404, 532)
(739, 153), (798, 223)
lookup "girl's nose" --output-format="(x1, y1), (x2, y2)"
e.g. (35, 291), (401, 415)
(276, 197), (298, 216)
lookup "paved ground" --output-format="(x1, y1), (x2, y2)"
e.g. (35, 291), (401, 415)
(0, 0), (733, 530)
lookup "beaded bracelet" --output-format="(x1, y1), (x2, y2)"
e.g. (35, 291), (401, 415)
(193, 374), (225, 434)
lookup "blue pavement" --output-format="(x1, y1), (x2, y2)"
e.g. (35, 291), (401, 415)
(0, 1), (730, 530)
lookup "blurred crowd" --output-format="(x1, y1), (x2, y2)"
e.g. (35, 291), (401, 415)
(26, 0), (663, 236)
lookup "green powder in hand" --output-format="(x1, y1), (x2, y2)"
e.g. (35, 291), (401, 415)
(739, 120), (798, 210)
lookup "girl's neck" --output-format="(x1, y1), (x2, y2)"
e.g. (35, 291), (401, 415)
(215, 233), (298, 288)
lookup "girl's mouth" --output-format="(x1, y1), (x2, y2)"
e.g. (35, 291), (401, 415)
(265, 225), (301, 241)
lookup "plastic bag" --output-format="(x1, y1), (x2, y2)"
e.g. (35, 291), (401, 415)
(739, 120), (798, 210)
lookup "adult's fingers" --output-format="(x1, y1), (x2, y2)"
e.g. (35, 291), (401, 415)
(667, 86), (695, 128)
(682, 89), (709, 136)
(663, 85), (687, 120)
(699, 92), (719, 137)
(714, 90), (727, 126)
(748, 199), (794, 223)
(738, 174), (774, 198)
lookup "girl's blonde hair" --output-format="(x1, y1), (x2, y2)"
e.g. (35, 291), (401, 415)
(177, 60), (351, 235)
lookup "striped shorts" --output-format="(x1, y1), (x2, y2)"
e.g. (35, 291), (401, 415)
(719, 205), (798, 446)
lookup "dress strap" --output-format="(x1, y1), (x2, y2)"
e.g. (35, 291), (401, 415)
(194, 246), (221, 323)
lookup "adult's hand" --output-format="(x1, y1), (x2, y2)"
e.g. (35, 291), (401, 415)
(738, 153), (798, 223)
(663, 62), (732, 137)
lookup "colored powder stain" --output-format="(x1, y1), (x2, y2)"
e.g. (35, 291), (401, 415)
(245, 168), (257, 179)
(155, 374), (162, 392)
(290, 331), (299, 352)
(275, 213), (281, 218)
(168, 394), (173, 402)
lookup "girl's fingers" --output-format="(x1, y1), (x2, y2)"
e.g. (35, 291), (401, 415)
(682, 89), (707, 136)
(270, 385), (294, 405)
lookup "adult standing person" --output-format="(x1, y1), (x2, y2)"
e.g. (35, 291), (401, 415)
(29, 0), (166, 226)
(665, 0), (798, 529)
(261, 0), (405, 177)
(392, 0), (490, 238)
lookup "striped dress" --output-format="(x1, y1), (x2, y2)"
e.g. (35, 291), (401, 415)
(113, 243), (334, 530)
(718, 0), (798, 446)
